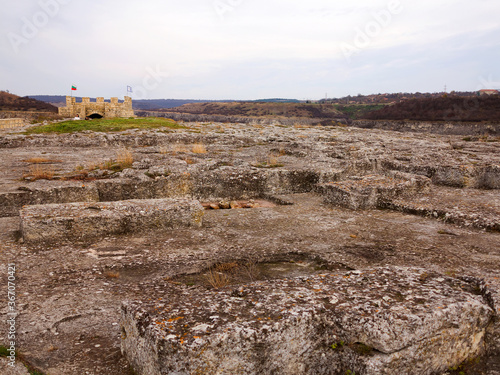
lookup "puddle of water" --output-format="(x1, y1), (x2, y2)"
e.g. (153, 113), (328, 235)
(174, 255), (347, 289)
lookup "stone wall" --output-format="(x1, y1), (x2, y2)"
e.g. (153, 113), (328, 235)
(59, 96), (135, 119)
(0, 111), (61, 122)
(0, 118), (25, 129)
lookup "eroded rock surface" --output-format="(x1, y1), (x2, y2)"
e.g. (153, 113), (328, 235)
(121, 267), (493, 375)
(0, 121), (498, 375)
(0, 357), (30, 375)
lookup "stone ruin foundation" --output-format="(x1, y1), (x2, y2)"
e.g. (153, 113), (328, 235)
(0, 121), (499, 374)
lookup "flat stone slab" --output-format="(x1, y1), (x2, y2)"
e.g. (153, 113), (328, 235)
(121, 267), (493, 375)
(319, 174), (429, 210)
(20, 198), (204, 243)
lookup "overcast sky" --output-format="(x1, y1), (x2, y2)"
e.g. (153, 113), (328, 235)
(1, 0), (499, 100)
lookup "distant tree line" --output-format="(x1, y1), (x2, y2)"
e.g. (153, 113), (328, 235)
(321, 91), (478, 105)
(0, 92), (57, 112)
(362, 96), (500, 122)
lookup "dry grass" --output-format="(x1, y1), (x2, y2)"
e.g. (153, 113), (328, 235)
(268, 154), (279, 166)
(100, 160), (117, 171)
(172, 144), (189, 154)
(204, 261), (261, 288)
(116, 148), (134, 169)
(25, 164), (55, 180)
(205, 269), (230, 289)
(22, 157), (52, 164)
(216, 262), (239, 272)
(82, 161), (100, 171)
(104, 271), (120, 279)
(241, 260), (260, 282)
(254, 153), (283, 168)
(81, 149), (134, 173)
(192, 143), (207, 154)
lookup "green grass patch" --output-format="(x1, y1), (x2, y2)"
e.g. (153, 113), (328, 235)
(25, 117), (186, 134)
(0, 345), (9, 356)
(330, 340), (345, 350)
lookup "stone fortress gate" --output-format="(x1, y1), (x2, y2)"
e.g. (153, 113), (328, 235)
(58, 96), (135, 119)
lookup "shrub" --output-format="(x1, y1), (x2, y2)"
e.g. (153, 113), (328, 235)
(116, 149), (134, 169)
(24, 164), (55, 181)
(205, 269), (230, 289)
(362, 96), (500, 122)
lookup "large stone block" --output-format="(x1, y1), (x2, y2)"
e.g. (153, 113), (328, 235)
(193, 168), (267, 200)
(20, 198), (204, 243)
(475, 165), (500, 189)
(121, 267), (493, 375)
(319, 174), (429, 210)
(264, 169), (320, 194)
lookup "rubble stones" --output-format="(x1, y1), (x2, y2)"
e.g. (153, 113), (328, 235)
(121, 267), (494, 375)
(20, 198), (204, 243)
